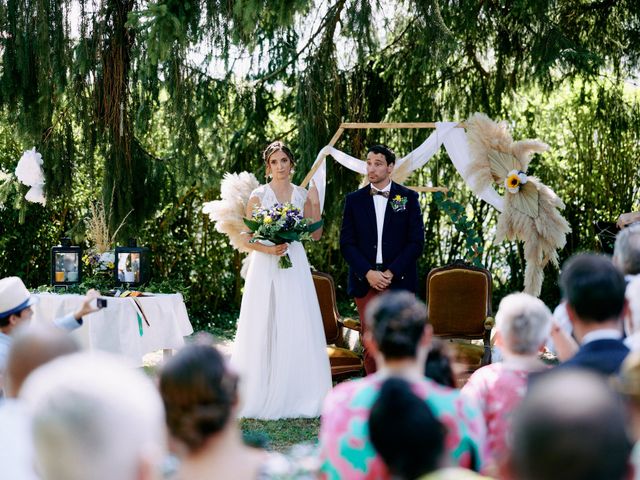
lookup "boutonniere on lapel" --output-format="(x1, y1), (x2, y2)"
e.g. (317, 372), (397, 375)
(390, 194), (408, 212)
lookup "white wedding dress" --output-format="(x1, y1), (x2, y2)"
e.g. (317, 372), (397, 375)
(230, 183), (332, 419)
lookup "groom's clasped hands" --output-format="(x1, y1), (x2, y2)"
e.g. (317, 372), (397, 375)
(366, 269), (394, 291)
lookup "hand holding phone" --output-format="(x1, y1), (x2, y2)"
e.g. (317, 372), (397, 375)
(74, 289), (102, 321)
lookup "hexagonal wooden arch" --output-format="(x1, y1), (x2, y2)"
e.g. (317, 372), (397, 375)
(300, 122), (467, 193)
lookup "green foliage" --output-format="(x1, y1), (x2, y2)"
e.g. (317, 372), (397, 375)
(0, 0), (639, 322)
(433, 191), (484, 267)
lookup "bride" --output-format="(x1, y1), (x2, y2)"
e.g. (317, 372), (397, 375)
(230, 141), (332, 419)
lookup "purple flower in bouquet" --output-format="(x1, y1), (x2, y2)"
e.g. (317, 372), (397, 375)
(243, 202), (323, 268)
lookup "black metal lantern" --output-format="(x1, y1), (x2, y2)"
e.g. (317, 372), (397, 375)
(114, 238), (150, 286)
(51, 237), (82, 286)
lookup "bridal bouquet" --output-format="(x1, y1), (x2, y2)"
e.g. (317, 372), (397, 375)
(243, 202), (323, 268)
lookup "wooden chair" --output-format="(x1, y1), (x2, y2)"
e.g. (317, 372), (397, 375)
(311, 270), (363, 381)
(426, 260), (494, 374)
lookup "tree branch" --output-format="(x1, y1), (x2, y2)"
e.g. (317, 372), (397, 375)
(255, 0), (346, 85)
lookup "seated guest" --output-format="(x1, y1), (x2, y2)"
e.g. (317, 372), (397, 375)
(0, 326), (79, 480)
(461, 293), (551, 475)
(557, 253), (629, 374)
(547, 225), (640, 359)
(617, 211), (640, 229)
(504, 369), (633, 480)
(613, 223), (640, 280)
(424, 339), (457, 388)
(370, 377), (491, 480)
(546, 302), (579, 361)
(613, 352), (640, 479)
(319, 291), (486, 479)
(624, 277), (640, 351)
(160, 343), (281, 480)
(0, 276), (99, 390)
(20, 352), (166, 480)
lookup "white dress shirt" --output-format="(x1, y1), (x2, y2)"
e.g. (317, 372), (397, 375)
(371, 182), (391, 264)
(581, 328), (622, 345)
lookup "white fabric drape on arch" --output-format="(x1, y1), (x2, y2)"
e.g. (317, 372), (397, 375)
(308, 122), (504, 213)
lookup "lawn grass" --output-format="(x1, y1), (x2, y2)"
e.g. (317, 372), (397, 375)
(240, 417), (321, 452)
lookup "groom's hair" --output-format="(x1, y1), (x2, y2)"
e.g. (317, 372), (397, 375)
(365, 291), (427, 359)
(368, 144), (396, 165)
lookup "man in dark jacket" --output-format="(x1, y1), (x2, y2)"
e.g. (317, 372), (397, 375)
(558, 253), (629, 375)
(340, 145), (424, 374)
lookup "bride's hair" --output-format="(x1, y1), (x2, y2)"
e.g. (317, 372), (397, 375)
(159, 343), (239, 453)
(263, 141), (295, 167)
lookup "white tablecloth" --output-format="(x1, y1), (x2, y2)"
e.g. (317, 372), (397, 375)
(32, 293), (194, 365)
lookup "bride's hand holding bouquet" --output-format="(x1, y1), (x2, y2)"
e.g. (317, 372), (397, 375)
(243, 202), (323, 268)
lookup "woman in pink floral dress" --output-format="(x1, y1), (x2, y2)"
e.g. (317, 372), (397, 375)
(461, 292), (552, 475)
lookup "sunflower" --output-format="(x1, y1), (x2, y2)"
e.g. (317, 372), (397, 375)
(506, 169), (528, 194)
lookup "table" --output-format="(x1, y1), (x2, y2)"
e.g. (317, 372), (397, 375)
(33, 293), (194, 365)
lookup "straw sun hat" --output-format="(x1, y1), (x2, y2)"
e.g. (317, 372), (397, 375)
(0, 277), (39, 319)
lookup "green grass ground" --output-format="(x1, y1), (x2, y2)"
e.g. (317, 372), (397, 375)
(240, 418), (321, 452)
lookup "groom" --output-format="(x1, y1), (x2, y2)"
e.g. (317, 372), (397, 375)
(340, 145), (424, 374)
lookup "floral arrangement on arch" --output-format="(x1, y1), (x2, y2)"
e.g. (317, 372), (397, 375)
(465, 113), (571, 296)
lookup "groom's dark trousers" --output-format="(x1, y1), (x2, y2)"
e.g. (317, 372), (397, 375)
(340, 182), (424, 374)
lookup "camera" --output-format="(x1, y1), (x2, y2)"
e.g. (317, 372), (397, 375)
(97, 298), (107, 309)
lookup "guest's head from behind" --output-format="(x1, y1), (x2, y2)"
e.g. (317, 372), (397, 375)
(263, 141), (295, 179)
(160, 343), (239, 455)
(613, 223), (640, 276)
(623, 276), (640, 341)
(623, 276), (640, 352)
(560, 253), (627, 341)
(367, 144), (396, 166)
(506, 369), (632, 480)
(365, 291), (431, 369)
(613, 351), (640, 442)
(423, 339), (457, 388)
(20, 352), (166, 480)
(496, 292), (552, 356)
(5, 325), (78, 398)
(0, 276), (38, 334)
(369, 377), (445, 479)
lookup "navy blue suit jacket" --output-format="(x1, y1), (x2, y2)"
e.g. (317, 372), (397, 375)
(340, 182), (424, 298)
(558, 338), (629, 375)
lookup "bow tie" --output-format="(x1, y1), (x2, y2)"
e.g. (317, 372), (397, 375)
(370, 188), (389, 198)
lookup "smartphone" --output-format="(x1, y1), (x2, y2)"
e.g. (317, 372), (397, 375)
(97, 298), (107, 309)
